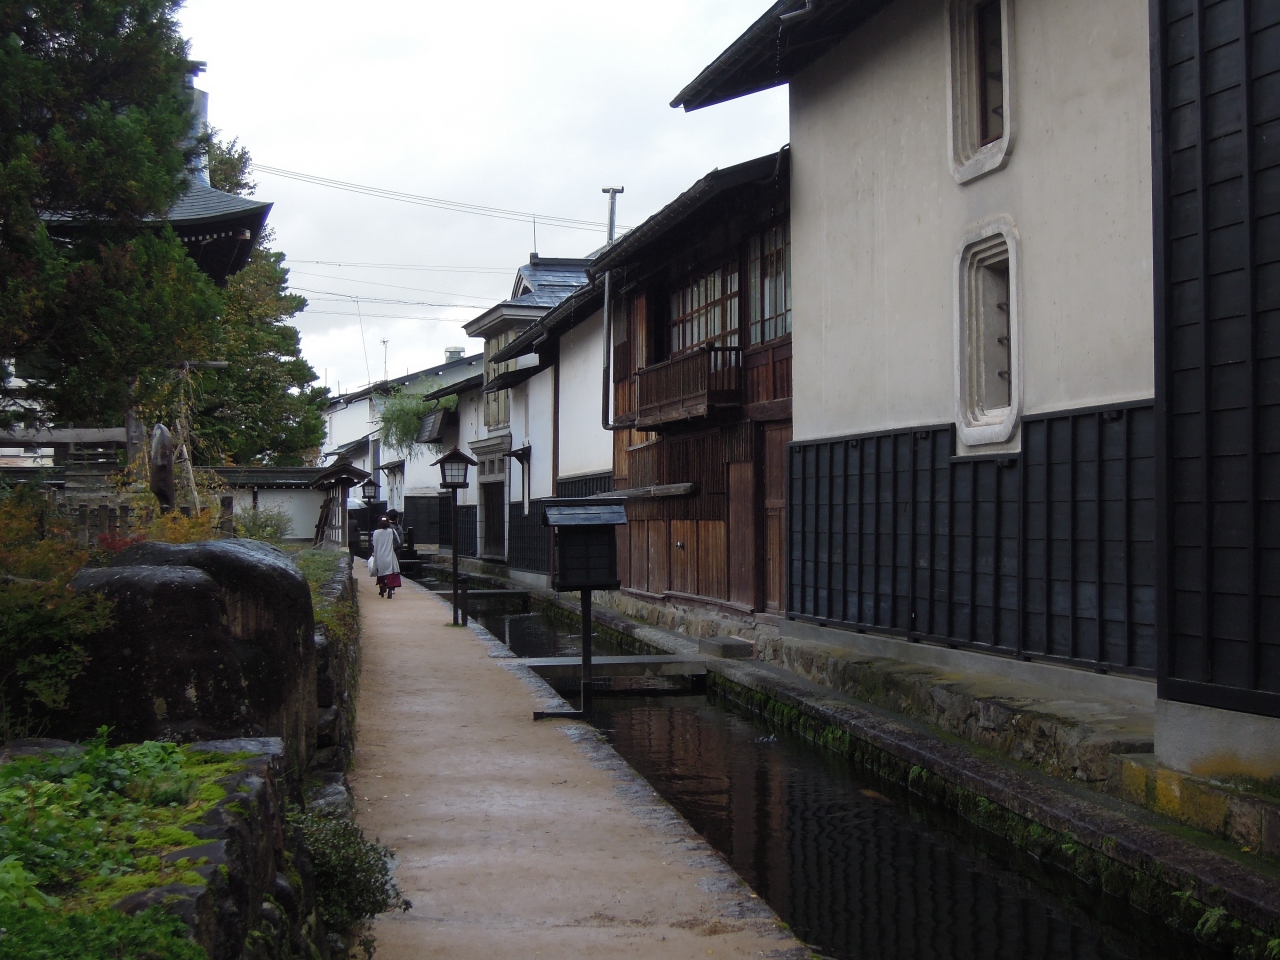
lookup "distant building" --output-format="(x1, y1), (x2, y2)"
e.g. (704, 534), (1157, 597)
(319, 349), (483, 525)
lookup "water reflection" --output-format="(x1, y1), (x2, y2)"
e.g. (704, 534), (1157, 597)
(477, 611), (627, 659)
(593, 695), (1217, 960)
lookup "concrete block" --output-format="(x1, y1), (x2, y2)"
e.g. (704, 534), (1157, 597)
(1155, 698), (1280, 779)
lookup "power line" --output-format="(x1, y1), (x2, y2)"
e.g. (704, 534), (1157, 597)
(255, 164), (631, 234)
(290, 287), (487, 308)
(288, 270), (499, 301)
(287, 260), (514, 273)
(295, 310), (471, 323)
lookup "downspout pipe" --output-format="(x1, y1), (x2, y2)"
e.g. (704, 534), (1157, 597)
(600, 187), (624, 432)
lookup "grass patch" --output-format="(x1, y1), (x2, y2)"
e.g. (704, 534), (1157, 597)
(0, 903), (208, 960)
(0, 733), (245, 912)
(294, 549), (358, 647)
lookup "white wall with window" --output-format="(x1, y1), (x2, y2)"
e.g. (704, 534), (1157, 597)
(789, 0), (1153, 447)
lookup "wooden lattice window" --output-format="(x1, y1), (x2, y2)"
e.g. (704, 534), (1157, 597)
(484, 331), (514, 427)
(747, 222), (792, 346)
(668, 263), (739, 356)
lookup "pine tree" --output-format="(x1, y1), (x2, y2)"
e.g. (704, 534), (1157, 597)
(188, 134), (327, 466)
(0, 0), (221, 428)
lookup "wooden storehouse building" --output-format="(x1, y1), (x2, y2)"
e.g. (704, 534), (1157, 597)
(598, 148), (793, 615)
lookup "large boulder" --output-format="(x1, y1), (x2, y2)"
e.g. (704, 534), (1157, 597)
(65, 540), (317, 769)
(65, 566), (249, 743)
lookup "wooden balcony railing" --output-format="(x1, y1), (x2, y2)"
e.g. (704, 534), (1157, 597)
(632, 345), (742, 427)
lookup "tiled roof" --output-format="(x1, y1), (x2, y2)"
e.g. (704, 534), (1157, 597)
(209, 466), (327, 489)
(166, 183), (271, 224)
(672, 0), (892, 112)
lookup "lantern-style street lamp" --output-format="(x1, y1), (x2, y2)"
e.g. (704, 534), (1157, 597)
(360, 478), (379, 548)
(433, 448), (476, 625)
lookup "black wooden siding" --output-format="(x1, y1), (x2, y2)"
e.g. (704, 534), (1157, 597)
(402, 494), (444, 546)
(455, 504), (477, 558)
(1156, 0), (1280, 714)
(788, 404), (1156, 673)
(557, 472), (614, 498)
(508, 501), (551, 573)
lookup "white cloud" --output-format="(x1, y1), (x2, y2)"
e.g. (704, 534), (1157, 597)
(178, 0), (788, 393)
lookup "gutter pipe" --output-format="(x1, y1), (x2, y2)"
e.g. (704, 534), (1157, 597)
(601, 187), (624, 432)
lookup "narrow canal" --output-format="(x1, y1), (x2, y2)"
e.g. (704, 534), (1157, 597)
(470, 602), (1220, 959)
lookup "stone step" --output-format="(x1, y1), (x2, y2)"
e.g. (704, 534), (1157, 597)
(519, 655), (706, 679)
(1109, 753), (1280, 858)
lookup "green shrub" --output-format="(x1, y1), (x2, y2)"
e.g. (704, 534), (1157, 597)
(234, 506), (293, 543)
(287, 806), (409, 956)
(0, 488), (113, 741)
(0, 903), (207, 960)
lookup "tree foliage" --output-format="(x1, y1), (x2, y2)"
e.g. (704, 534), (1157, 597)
(0, 0), (221, 427)
(181, 137), (327, 465)
(379, 388), (454, 460)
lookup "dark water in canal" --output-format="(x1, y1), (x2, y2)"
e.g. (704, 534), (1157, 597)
(591, 693), (1220, 960)
(477, 610), (628, 659)
(465, 604), (1219, 959)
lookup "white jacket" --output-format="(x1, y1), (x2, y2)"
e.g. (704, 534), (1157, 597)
(369, 527), (401, 577)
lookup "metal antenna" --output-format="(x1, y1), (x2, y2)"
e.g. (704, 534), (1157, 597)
(602, 187), (624, 242)
(532, 215), (538, 255)
(381, 338), (389, 381)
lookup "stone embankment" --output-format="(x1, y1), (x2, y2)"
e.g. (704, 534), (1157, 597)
(16, 544), (371, 958)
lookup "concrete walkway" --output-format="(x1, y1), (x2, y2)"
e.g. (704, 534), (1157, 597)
(349, 577), (805, 959)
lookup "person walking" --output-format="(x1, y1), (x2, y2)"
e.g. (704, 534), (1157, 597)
(386, 508), (406, 543)
(370, 516), (403, 599)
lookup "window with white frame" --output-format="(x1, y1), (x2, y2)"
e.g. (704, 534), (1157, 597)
(746, 221), (792, 346)
(947, 0), (1013, 184)
(956, 220), (1019, 445)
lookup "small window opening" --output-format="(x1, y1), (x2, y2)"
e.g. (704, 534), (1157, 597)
(957, 226), (1018, 446)
(977, 259), (1011, 413)
(976, 0), (1004, 145)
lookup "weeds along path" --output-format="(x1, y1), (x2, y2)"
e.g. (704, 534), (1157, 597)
(349, 577), (805, 960)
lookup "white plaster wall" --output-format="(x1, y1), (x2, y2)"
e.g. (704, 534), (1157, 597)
(789, 0), (1154, 444)
(230, 489), (325, 541)
(454, 389), (483, 508)
(557, 312), (613, 479)
(324, 399), (376, 453)
(402, 451), (440, 497)
(525, 367), (555, 500)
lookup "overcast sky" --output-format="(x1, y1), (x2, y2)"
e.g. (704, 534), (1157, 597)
(176, 0), (788, 397)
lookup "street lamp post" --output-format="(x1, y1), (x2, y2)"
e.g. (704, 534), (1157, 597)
(433, 448), (476, 626)
(360, 478), (379, 552)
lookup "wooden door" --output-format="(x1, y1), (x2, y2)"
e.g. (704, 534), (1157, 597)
(698, 520), (728, 600)
(763, 423), (791, 612)
(670, 520), (697, 594)
(648, 520), (670, 594)
(482, 482), (506, 556)
(728, 460), (761, 609)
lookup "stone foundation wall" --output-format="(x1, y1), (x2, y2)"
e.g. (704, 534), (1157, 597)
(312, 555), (360, 775)
(116, 737), (330, 960)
